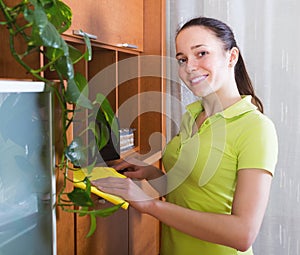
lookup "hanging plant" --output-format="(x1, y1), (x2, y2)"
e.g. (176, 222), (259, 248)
(0, 0), (121, 237)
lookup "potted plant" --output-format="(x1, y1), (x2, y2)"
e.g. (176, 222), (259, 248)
(0, 0), (122, 237)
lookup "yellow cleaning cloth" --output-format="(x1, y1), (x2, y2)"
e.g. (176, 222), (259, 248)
(73, 167), (129, 209)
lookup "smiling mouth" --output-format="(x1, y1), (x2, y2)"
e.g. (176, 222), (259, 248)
(190, 75), (208, 85)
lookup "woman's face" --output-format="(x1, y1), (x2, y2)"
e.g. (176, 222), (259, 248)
(175, 26), (235, 98)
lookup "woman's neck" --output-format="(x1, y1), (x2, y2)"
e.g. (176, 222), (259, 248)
(202, 86), (241, 116)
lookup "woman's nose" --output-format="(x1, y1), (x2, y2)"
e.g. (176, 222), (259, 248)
(185, 59), (197, 73)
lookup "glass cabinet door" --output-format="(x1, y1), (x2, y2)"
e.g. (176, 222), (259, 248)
(0, 81), (55, 255)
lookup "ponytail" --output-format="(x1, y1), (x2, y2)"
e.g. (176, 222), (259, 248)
(235, 53), (264, 113)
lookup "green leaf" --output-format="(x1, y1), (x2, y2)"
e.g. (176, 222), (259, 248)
(85, 203), (123, 237)
(95, 94), (119, 141)
(67, 188), (94, 207)
(94, 110), (110, 150)
(81, 30), (92, 61)
(78, 206), (89, 217)
(23, 0), (69, 61)
(86, 214), (97, 238)
(66, 74), (93, 109)
(43, 0), (72, 33)
(68, 44), (85, 64)
(40, 23), (67, 49)
(54, 55), (74, 79)
(24, 2), (68, 51)
(45, 47), (64, 62)
(84, 176), (92, 196)
(65, 137), (87, 166)
(93, 203), (123, 217)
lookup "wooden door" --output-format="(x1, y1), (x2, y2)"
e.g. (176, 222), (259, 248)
(63, 0), (143, 51)
(75, 199), (129, 255)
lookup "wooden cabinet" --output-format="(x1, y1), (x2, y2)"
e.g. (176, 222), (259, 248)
(0, 0), (165, 254)
(63, 0), (144, 51)
(59, 0), (165, 254)
(76, 197), (129, 255)
(63, 40), (161, 255)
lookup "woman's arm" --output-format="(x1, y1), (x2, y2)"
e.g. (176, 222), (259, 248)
(93, 168), (272, 251)
(143, 168), (272, 251)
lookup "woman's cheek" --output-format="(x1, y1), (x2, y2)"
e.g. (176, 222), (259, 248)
(178, 68), (188, 84)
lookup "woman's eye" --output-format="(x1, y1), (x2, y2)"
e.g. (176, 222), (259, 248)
(177, 58), (187, 65)
(198, 51), (207, 57)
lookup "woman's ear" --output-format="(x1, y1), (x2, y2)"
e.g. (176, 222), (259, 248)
(228, 47), (239, 67)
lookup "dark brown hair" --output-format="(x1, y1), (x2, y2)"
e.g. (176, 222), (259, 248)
(176, 17), (264, 113)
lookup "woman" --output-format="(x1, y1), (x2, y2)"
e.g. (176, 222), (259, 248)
(92, 17), (278, 255)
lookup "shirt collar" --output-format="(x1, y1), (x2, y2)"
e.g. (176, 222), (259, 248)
(186, 95), (257, 119)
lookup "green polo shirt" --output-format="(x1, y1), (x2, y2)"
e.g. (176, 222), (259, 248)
(161, 96), (278, 255)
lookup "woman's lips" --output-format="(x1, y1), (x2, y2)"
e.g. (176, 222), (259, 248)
(190, 74), (208, 85)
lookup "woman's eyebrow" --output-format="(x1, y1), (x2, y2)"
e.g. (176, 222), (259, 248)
(176, 44), (206, 57)
(176, 52), (183, 58)
(191, 44), (206, 50)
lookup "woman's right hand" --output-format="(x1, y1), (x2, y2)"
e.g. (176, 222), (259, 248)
(112, 157), (164, 180)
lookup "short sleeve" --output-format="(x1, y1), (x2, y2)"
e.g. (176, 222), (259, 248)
(236, 114), (278, 175)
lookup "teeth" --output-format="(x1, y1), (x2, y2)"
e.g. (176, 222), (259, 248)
(191, 75), (207, 84)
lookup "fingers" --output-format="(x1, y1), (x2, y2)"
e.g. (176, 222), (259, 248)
(91, 177), (126, 190)
(112, 157), (148, 172)
(91, 177), (151, 201)
(123, 169), (145, 179)
(113, 160), (133, 171)
(91, 177), (127, 198)
(119, 157), (148, 167)
(125, 157), (148, 167)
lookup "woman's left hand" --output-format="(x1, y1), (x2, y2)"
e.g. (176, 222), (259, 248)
(91, 177), (154, 212)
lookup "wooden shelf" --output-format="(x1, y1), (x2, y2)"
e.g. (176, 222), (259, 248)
(0, 0), (165, 254)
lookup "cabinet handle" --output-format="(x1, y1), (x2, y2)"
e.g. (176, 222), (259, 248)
(73, 30), (97, 40)
(117, 43), (138, 49)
